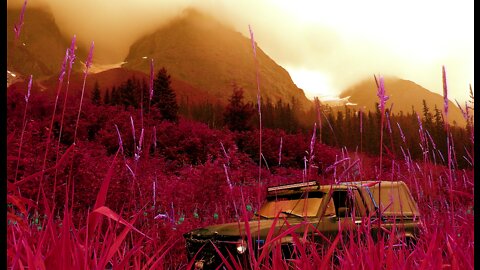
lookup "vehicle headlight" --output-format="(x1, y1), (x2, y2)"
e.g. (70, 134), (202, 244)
(236, 241), (247, 254)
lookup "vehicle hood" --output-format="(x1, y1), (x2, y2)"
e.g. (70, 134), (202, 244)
(184, 217), (338, 239)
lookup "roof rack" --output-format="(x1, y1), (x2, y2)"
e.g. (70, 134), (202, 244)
(267, 181), (318, 192)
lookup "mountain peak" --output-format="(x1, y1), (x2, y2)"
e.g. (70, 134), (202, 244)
(7, 7), (87, 79)
(123, 9), (312, 110)
(179, 7), (219, 22)
(164, 7), (231, 32)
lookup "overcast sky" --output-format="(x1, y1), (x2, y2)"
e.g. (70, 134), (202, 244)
(7, 0), (474, 103)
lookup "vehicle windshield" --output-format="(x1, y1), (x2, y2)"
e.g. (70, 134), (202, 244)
(257, 197), (323, 218)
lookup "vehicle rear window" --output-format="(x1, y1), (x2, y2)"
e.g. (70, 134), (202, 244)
(369, 183), (419, 216)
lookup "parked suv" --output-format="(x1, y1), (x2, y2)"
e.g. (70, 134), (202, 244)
(183, 180), (421, 269)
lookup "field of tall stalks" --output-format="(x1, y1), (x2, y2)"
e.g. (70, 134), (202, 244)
(7, 5), (474, 269)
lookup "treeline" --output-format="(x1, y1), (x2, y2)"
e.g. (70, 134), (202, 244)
(311, 102), (474, 169)
(91, 67), (179, 122)
(87, 69), (473, 169)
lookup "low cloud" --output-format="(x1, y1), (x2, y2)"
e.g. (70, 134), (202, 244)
(7, 0), (473, 103)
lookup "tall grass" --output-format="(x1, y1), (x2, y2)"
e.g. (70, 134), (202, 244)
(35, 47), (69, 205)
(6, 6), (474, 269)
(53, 36), (76, 203)
(7, 96), (474, 269)
(13, 74), (32, 184)
(375, 75), (389, 178)
(442, 66), (455, 215)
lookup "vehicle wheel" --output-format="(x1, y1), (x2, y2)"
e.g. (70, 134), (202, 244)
(281, 244), (295, 260)
(404, 236), (417, 251)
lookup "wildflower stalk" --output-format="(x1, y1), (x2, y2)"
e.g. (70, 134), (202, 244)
(37, 48), (69, 204)
(130, 116), (144, 206)
(148, 58), (154, 113)
(386, 104), (395, 158)
(442, 66), (454, 212)
(314, 97), (322, 144)
(468, 85), (474, 164)
(416, 112), (430, 180)
(278, 137), (283, 166)
(115, 124), (124, 154)
(11, 0), (28, 62)
(14, 75), (33, 183)
(153, 174), (156, 209)
(223, 164), (239, 220)
(249, 25), (262, 183)
(425, 130), (438, 165)
(152, 126), (157, 152)
(374, 75), (388, 257)
(303, 156), (307, 181)
(359, 108), (363, 153)
(323, 106), (339, 147)
(65, 41), (94, 205)
(130, 116), (137, 160)
(249, 24), (263, 260)
(72, 41), (94, 144)
(144, 59), (154, 172)
(375, 75), (388, 178)
(53, 35), (76, 202)
(455, 97), (474, 165)
(13, 0), (28, 41)
(308, 122), (317, 178)
(140, 83), (144, 132)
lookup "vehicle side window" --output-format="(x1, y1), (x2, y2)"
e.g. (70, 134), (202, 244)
(353, 190), (366, 216)
(331, 190), (358, 218)
(322, 197), (336, 216)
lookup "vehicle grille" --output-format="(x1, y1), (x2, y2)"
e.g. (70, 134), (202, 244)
(185, 237), (242, 268)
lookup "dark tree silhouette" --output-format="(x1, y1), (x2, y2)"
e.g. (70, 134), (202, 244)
(110, 86), (119, 105)
(152, 67), (178, 122)
(104, 88), (110, 105)
(119, 77), (138, 109)
(91, 81), (101, 105)
(223, 84), (254, 132)
(140, 78), (149, 112)
(422, 99), (433, 131)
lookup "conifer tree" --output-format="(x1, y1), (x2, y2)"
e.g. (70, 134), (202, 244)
(223, 84), (254, 132)
(433, 105), (444, 129)
(111, 86), (118, 105)
(104, 88), (110, 105)
(140, 78), (149, 112)
(152, 67), (178, 122)
(422, 99), (433, 131)
(119, 77), (138, 109)
(261, 97), (275, 129)
(91, 81), (101, 105)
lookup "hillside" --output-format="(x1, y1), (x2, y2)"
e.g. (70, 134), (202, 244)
(7, 8), (87, 80)
(8, 67), (221, 106)
(339, 77), (467, 127)
(123, 8), (313, 111)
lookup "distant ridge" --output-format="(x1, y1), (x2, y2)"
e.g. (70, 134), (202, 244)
(339, 77), (467, 127)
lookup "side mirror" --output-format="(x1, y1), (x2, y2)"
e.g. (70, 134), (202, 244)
(337, 207), (350, 218)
